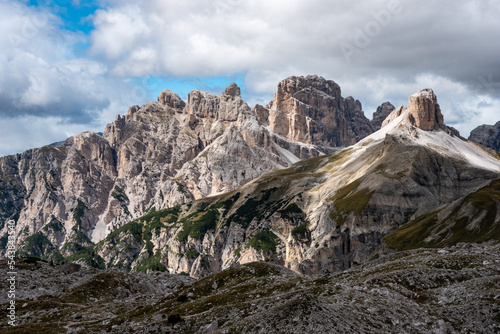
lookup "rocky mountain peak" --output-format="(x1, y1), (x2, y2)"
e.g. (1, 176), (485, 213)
(221, 82), (241, 101)
(157, 89), (186, 110)
(469, 120), (500, 151)
(264, 75), (372, 146)
(267, 75), (342, 111)
(381, 89), (446, 132)
(371, 102), (395, 130)
(407, 88), (445, 131)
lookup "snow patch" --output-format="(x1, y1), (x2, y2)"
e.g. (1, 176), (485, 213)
(274, 143), (301, 164)
(91, 219), (109, 243)
(355, 110), (500, 173)
(412, 129), (500, 173)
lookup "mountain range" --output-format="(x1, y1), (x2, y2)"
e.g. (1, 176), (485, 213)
(1, 75), (500, 333)
(1, 75), (499, 279)
(0, 75), (384, 259)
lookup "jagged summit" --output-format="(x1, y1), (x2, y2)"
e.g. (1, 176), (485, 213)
(222, 82), (241, 100)
(371, 101), (395, 130)
(371, 89), (500, 173)
(382, 88), (448, 133)
(262, 75), (373, 147)
(157, 88), (186, 110)
(407, 88), (445, 130)
(267, 75), (342, 112)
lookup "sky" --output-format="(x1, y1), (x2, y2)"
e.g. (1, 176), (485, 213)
(0, 0), (499, 157)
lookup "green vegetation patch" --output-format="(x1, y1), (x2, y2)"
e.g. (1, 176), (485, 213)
(291, 222), (309, 240)
(18, 232), (54, 258)
(185, 248), (200, 259)
(43, 217), (64, 233)
(329, 179), (374, 227)
(106, 221), (143, 243)
(72, 199), (87, 225)
(135, 249), (167, 273)
(227, 187), (280, 228)
(177, 209), (218, 241)
(70, 230), (92, 246)
(145, 240), (154, 256)
(384, 211), (440, 251)
(233, 248), (242, 257)
(63, 248), (105, 269)
(176, 181), (187, 194)
(111, 186), (129, 203)
(246, 229), (280, 253)
(139, 205), (180, 227)
(173, 193), (241, 241)
(279, 202), (304, 222)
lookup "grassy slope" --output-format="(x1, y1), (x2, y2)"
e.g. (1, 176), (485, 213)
(385, 179), (500, 250)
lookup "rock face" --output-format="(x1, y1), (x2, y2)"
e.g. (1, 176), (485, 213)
(0, 75), (377, 261)
(371, 102), (395, 130)
(407, 88), (445, 130)
(382, 89), (455, 135)
(469, 121), (500, 151)
(263, 75), (374, 146)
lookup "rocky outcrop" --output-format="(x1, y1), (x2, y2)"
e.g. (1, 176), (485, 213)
(157, 89), (186, 109)
(381, 89), (457, 135)
(469, 121), (500, 151)
(407, 88), (445, 131)
(263, 75), (374, 147)
(371, 102), (395, 130)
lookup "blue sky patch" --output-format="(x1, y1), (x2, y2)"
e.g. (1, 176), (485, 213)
(29, 0), (99, 34)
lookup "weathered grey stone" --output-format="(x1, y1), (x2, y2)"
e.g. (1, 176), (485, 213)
(469, 120), (500, 151)
(371, 101), (395, 130)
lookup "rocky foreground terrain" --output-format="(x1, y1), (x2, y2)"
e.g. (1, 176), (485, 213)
(0, 243), (499, 333)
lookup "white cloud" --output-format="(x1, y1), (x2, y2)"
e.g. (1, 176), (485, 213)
(88, 0), (500, 128)
(0, 0), (153, 156)
(1, 0), (500, 156)
(0, 115), (94, 155)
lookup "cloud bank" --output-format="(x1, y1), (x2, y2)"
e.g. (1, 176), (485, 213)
(1, 0), (499, 156)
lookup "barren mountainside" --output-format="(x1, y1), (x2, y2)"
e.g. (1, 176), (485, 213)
(0, 75), (378, 259)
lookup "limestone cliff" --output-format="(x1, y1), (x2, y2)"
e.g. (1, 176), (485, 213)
(262, 75), (374, 147)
